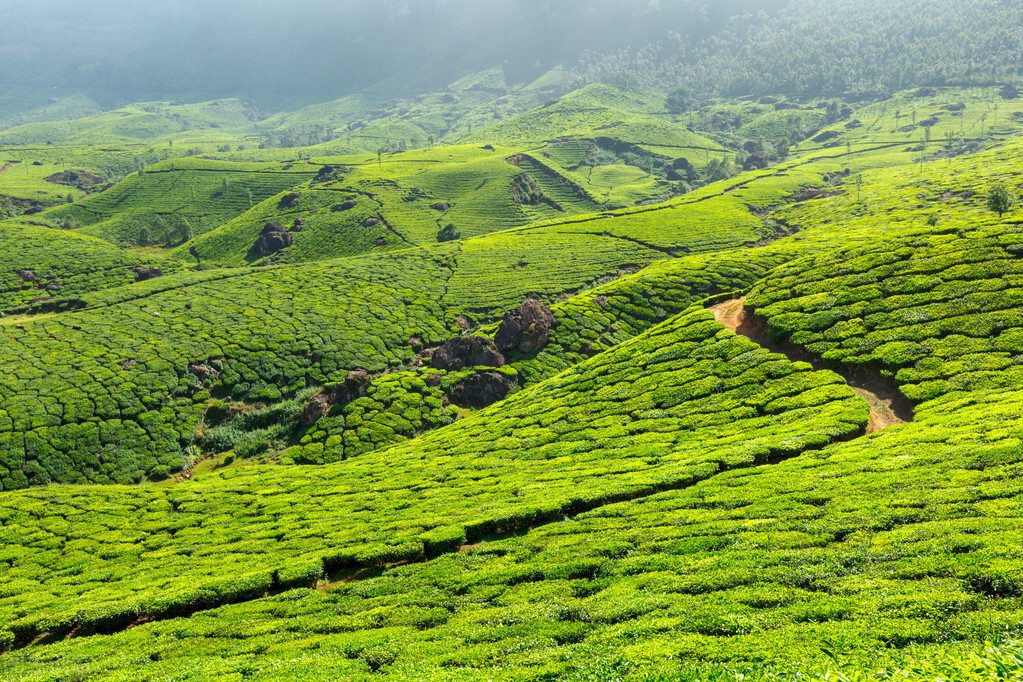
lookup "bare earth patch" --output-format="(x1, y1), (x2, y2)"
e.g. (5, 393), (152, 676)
(709, 296), (911, 433)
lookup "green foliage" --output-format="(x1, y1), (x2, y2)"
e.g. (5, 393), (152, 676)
(986, 181), (1015, 217)
(0, 305), (867, 650)
(0, 247), (457, 488)
(665, 86), (695, 115)
(0, 222), (184, 313)
(748, 223), (1023, 403)
(3, 387), (1023, 678)
(437, 223), (461, 242)
(572, 1), (1023, 99)
(44, 158), (315, 246)
(4, 82), (1023, 680)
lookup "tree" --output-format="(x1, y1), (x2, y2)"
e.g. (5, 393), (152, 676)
(825, 100), (841, 124)
(702, 156), (736, 183)
(437, 223), (461, 242)
(986, 182), (1015, 218)
(665, 86), (694, 115)
(173, 217), (193, 244)
(944, 131), (959, 154)
(152, 216), (169, 242)
(775, 136), (790, 159)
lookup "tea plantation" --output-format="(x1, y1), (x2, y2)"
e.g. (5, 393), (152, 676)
(0, 223), (185, 313)
(2, 81), (1023, 681)
(0, 306), (867, 648)
(4, 386), (1018, 680)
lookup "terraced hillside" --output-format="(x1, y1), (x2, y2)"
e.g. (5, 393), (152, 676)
(3, 84), (1023, 681)
(44, 159), (318, 246)
(178, 145), (607, 265)
(0, 223), (185, 314)
(0, 100), (256, 147)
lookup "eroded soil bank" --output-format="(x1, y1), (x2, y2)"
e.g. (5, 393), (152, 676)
(708, 297), (913, 433)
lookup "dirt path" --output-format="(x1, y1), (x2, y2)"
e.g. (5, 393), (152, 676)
(0, 162), (15, 175)
(709, 297), (912, 433)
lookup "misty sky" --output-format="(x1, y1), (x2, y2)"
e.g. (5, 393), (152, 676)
(0, 0), (782, 108)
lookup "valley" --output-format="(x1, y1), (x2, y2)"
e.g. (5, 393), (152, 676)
(1, 3), (1023, 678)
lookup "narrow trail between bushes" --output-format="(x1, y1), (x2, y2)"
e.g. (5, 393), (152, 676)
(708, 297), (913, 433)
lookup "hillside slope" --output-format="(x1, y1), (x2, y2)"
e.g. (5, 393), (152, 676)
(3, 84), (1023, 680)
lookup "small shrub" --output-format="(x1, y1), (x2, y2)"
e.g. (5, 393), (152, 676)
(437, 223), (461, 242)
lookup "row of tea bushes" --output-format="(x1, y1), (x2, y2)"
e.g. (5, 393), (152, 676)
(0, 222), (184, 313)
(286, 246), (797, 464)
(4, 387), (1019, 679)
(747, 223), (1023, 402)
(0, 306), (866, 647)
(0, 247), (458, 488)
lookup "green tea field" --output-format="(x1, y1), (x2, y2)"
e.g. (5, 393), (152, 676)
(1, 46), (1023, 680)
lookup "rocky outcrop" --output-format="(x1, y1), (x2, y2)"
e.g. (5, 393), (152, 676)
(278, 192), (302, 208)
(329, 370), (372, 405)
(431, 202), (451, 211)
(17, 270), (35, 282)
(1000, 84), (1019, 100)
(314, 165), (342, 183)
(188, 363), (221, 383)
(298, 371), (374, 427)
(743, 154), (768, 171)
(255, 221), (293, 255)
(668, 157), (697, 183)
(448, 370), (517, 409)
(131, 266), (164, 282)
(301, 393), (331, 426)
(431, 336), (505, 371)
(495, 299), (557, 353)
(44, 169), (105, 190)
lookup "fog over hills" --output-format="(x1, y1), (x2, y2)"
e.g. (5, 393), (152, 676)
(4, 0), (1022, 118)
(0, 0), (785, 108)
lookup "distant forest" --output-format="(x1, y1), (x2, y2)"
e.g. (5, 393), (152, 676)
(0, 0), (1021, 114)
(572, 0), (1023, 98)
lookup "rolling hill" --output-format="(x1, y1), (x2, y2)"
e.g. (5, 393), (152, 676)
(2, 81), (1023, 681)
